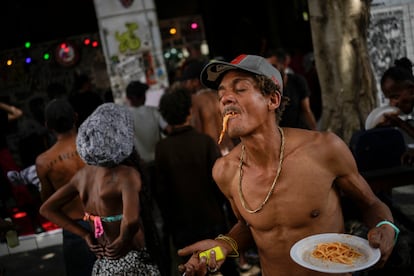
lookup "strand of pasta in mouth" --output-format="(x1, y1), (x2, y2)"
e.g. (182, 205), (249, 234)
(311, 242), (362, 265)
(218, 113), (234, 144)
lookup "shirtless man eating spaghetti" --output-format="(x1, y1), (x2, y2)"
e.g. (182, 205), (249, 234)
(177, 54), (397, 276)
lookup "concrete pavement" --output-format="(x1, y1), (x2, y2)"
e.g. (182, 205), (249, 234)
(0, 244), (65, 276)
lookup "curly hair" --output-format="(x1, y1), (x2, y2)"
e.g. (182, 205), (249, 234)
(253, 74), (289, 123)
(394, 57), (413, 75)
(45, 99), (76, 133)
(381, 57), (414, 88)
(159, 87), (192, 125)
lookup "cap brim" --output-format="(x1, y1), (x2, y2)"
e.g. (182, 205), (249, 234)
(200, 61), (265, 90)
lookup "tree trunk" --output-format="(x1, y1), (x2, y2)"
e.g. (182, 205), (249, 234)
(308, 0), (377, 144)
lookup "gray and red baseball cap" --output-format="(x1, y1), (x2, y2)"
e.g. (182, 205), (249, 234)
(200, 54), (283, 93)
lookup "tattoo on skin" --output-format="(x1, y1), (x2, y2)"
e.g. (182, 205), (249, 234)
(47, 151), (79, 169)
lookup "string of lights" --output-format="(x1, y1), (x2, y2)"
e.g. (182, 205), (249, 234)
(0, 33), (100, 69)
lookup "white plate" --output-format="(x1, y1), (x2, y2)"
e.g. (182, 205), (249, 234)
(365, 105), (400, 130)
(290, 233), (381, 273)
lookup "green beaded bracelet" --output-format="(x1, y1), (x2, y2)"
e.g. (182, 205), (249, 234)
(376, 220), (400, 244)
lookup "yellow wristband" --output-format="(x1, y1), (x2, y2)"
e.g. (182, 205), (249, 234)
(376, 220), (400, 244)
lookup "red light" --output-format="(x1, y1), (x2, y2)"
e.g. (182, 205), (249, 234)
(13, 212), (27, 219)
(190, 22), (198, 29)
(59, 42), (71, 52)
(92, 41), (99, 48)
(84, 38), (91, 45)
(42, 221), (61, 231)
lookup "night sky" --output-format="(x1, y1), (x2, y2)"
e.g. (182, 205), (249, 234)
(0, 0), (313, 59)
(0, 0), (98, 51)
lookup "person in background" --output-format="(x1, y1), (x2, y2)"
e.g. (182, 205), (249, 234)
(177, 54), (396, 276)
(125, 80), (170, 166)
(69, 73), (103, 129)
(1, 99), (45, 234)
(378, 57), (414, 165)
(40, 103), (163, 275)
(0, 100), (23, 218)
(125, 80), (170, 274)
(7, 164), (40, 192)
(181, 59), (258, 274)
(155, 87), (239, 276)
(264, 48), (317, 130)
(0, 101), (22, 122)
(35, 99), (96, 276)
(303, 52), (323, 123)
(180, 59), (236, 155)
(0, 100), (23, 175)
(380, 57), (414, 116)
(19, 96), (54, 168)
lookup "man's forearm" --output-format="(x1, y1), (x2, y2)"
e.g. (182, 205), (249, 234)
(388, 115), (414, 138)
(361, 200), (394, 229)
(0, 102), (23, 120)
(226, 220), (255, 252)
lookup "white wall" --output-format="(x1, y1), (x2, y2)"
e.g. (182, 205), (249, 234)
(93, 0), (168, 104)
(369, 0), (414, 106)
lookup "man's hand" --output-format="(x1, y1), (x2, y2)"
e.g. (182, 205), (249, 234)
(367, 224), (396, 268)
(376, 112), (399, 127)
(177, 239), (227, 276)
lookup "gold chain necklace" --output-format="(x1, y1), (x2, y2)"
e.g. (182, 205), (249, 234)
(238, 126), (285, 214)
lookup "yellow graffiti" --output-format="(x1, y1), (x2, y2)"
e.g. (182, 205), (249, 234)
(115, 22), (141, 53)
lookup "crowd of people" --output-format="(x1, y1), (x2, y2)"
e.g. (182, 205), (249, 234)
(0, 47), (412, 276)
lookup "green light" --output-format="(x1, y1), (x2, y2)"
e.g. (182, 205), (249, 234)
(43, 53), (50, 60)
(24, 42), (31, 48)
(302, 11), (309, 21)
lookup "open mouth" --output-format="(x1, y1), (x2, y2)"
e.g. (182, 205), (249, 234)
(224, 110), (238, 117)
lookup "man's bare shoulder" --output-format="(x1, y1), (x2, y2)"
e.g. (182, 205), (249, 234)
(35, 149), (54, 171)
(285, 128), (345, 150)
(213, 145), (241, 185)
(36, 142), (85, 187)
(285, 128), (354, 175)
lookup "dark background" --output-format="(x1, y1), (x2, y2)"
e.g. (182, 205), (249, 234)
(0, 0), (99, 51)
(0, 0), (313, 59)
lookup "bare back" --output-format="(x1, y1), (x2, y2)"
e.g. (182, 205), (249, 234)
(36, 133), (85, 219)
(73, 165), (145, 249)
(213, 128), (376, 276)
